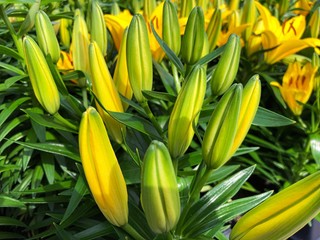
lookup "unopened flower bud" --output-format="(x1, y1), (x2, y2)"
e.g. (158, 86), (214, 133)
(89, 41), (126, 144)
(168, 65), (206, 159)
(126, 14), (153, 103)
(23, 35), (60, 115)
(79, 107), (128, 227)
(35, 10), (60, 63)
(163, 0), (181, 55)
(206, 8), (222, 52)
(181, 6), (206, 65)
(141, 140), (180, 234)
(210, 34), (241, 96)
(241, 0), (256, 43)
(309, 7), (320, 38)
(230, 171), (320, 240)
(89, 0), (107, 56)
(202, 84), (242, 169)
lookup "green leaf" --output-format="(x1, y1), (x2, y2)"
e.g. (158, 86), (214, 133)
(0, 216), (27, 227)
(0, 75), (27, 91)
(0, 232), (25, 239)
(0, 0), (34, 3)
(107, 111), (161, 140)
(179, 166), (256, 236)
(253, 107), (295, 127)
(54, 223), (78, 240)
(310, 133), (320, 166)
(0, 62), (26, 76)
(15, 180), (74, 194)
(0, 115), (29, 142)
(191, 191), (273, 238)
(194, 44), (225, 67)
(61, 173), (89, 224)
(0, 97), (29, 127)
(23, 109), (78, 133)
(142, 90), (176, 102)
(73, 222), (114, 240)
(0, 195), (25, 208)
(153, 60), (176, 95)
(0, 164), (20, 173)
(12, 140), (81, 162)
(150, 23), (185, 75)
(233, 147), (260, 157)
(41, 152), (55, 184)
(0, 45), (23, 60)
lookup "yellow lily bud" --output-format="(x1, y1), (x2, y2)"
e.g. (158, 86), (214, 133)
(229, 0), (240, 11)
(230, 171), (320, 240)
(89, 41), (126, 144)
(309, 7), (320, 38)
(228, 75), (261, 158)
(35, 10), (60, 63)
(89, 0), (107, 56)
(141, 140), (180, 234)
(79, 107), (128, 227)
(23, 35), (60, 115)
(72, 9), (90, 87)
(168, 65), (206, 159)
(206, 8), (222, 52)
(240, 0), (256, 43)
(181, 6), (206, 65)
(113, 28), (133, 110)
(163, 0), (181, 55)
(210, 34), (241, 96)
(59, 16), (72, 49)
(202, 84), (242, 170)
(126, 14), (153, 103)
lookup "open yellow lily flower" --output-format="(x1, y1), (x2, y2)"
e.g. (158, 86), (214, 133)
(271, 61), (317, 115)
(57, 50), (73, 71)
(255, 1), (320, 64)
(104, 3), (165, 61)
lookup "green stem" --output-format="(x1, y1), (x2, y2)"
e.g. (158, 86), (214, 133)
(0, 5), (24, 59)
(82, 87), (88, 109)
(54, 112), (78, 131)
(122, 223), (145, 240)
(141, 101), (163, 137)
(175, 162), (213, 235)
(171, 63), (181, 93)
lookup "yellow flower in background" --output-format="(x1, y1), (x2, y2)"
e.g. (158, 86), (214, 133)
(57, 50), (73, 71)
(255, 1), (320, 64)
(293, 0), (313, 16)
(104, 10), (132, 51)
(104, 2), (165, 61)
(271, 61), (317, 115)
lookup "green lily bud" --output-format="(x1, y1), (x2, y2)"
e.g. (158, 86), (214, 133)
(72, 9), (90, 87)
(79, 107), (128, 227)
(181, 6), (206, 65)
(230, 171), (320, 240)
(241, 0), (256, 43)
(144, 0), (157, 20)
(278, 0), (289, 18)
(197, 0), (209, 12)
(168, 65), (206, 159)
(59, 6), (72, 49)
(111, 1), (121, 15)
(210, 34), (241, 96)
(180, 0), (196, 18)
(309, 7), (320, 38)
(126, 14), (153, 103)
(202, 84), (242, 170)
(228, 75), (261, 158)
(312, 52), (320, 90)
(89, 0), (107, 56)
(35, 10), (60, 63)
(229, 0), (240, 11)
(141, 140), (180, 234)
(163, 0), (181, 55)
(206, 8), (222, 52)
(113, 28), (133, 110)
(89, 41), (126, 144)
(23, 35), (60, 115)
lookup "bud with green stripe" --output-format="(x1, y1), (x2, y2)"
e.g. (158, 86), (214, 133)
(141, 140), (180, 234)
(23, 35), (60, 115)
(126, 14), (153, 103)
